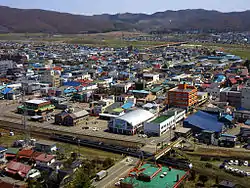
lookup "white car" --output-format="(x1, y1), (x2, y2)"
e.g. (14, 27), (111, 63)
(244, 161), (248, 166)
(115, 182), (120, 186)
(119, 178), (124, 181)
(234, 160), (239, 165)
(246, 172), (250, 176)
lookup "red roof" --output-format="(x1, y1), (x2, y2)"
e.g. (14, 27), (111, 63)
(229, 78), (237, 84)
(35, 153), (54, 163)
(5, 161), (31, 178)
(18, 149), (34, 159)
(201, 83), (211, 88)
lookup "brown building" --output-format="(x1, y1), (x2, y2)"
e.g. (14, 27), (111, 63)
(168, 84), (197, 110)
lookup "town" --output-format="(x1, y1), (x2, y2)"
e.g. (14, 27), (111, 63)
(0, 35), (249, 188)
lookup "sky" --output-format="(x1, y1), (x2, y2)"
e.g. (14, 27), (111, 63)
(0, 0), (250, 15)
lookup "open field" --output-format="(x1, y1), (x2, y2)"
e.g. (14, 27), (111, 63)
(196, 42), (250, 60)
(0, 128), (122, 160)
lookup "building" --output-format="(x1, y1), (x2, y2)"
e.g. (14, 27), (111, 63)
(174, 127), (192, 139)
(241, 84), (250, 110)
(17, 99), (55, 115)
(144, 108), (185, 136)
(35, 153), (55, 167)
(4, 161), (32, 179)
(183, 111), (225, 133)
(168, 84), (197, 110)
(121, 162), (188, 188)
(0, 60), (16, 76)
(22, 81), (41, 95)
(143, 73), (160, 83)
(109, 109), (154, 135)
(41, 70), (61, 87)
(55, 110), (89, 126)
(233, 110), (250, 122)
(111, 82), (133, 95)
(220, 86), (242, 108)
(35, 140), (57, 153)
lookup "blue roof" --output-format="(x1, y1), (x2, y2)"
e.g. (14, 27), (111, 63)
(130, 90), (150, 94)
(184, 111), (224, 132)
(245, 119), (250, 125)
(0, 146), (6, 152)
(63, 81), (81, 87)
(221, 114), (233, 122)
(1, 87), (13, 95)
(64, 88), (77, 94)
(122, 102), (133, 110)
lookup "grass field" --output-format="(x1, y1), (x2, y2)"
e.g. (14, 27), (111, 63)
(196, 42), (250, 60)
(0, 129), (122, 160)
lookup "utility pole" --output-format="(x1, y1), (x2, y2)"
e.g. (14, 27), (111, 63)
(22, 85), (30, 145)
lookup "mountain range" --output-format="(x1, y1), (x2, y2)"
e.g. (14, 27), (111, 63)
(0, 6), (250, 34)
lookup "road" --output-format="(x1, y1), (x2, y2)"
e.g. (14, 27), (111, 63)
(92, 157), (138, 188)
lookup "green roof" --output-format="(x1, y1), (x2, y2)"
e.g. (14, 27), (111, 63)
(151, 86), (163, 93)
(113, 108), (124, 113)
(6, 147), (19, 155)
(122, 164), (187, 188)
(151, 115), (171, 124)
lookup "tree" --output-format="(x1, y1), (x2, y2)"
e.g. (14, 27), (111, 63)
(67, 168), (93, 188)
(199, 175), (208, 186)
(103, 157), (114, 168)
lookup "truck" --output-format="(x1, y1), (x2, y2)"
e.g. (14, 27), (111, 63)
(96, 170), (108, 181)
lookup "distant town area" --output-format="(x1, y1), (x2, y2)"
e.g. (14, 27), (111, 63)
(0, 33), (250, 188)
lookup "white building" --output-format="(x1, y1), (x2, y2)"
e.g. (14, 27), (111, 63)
(109, 109), (155, 135)
(144, 108), (186, 136)
(143, 73), (160, 83)
(206, 83), (222, 99)
(241, 85), (250, 110)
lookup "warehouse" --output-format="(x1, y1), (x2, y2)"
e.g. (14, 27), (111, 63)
(109, 109), (155, 135)
(183, 110), (225, 133)
(144, 108), (186, 136)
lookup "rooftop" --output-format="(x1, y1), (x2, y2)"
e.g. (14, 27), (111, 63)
(25, 99), (48, 105)
(122, 164), (187, 188)
(151, 115), (171, 124)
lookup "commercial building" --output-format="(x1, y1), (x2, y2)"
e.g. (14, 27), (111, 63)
(241, 84), (250, 110)
(121, 162), (188, 188)
(41, 70), (61, 87)
(168, 84), (197, 110)
(17, 99), (55, 115)
(220, 86), (242, 108)
(144, 108), (185, 136)
(109, 109), (154, 135)
(0, 60), (16, 76)
(183, 111), (225, 133)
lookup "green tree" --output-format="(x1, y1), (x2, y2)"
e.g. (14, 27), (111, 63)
(67, 168), (93, 188)
(199, 175), (208, 186)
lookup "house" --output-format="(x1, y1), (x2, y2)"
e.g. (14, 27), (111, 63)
(0, 176), (27, 188)
(35, 153), (55, 167)
(17, 149), (34, 161)
(5, 148), (20, 160)
(5, 161), (32, 179)
(35, 140), (57, 153)
(0, 146), (7, 161)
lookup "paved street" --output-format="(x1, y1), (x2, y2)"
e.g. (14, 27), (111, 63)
(93, 157), (138, 188)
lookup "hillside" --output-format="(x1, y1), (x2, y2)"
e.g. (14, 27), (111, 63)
(0, 6), (250, 33)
